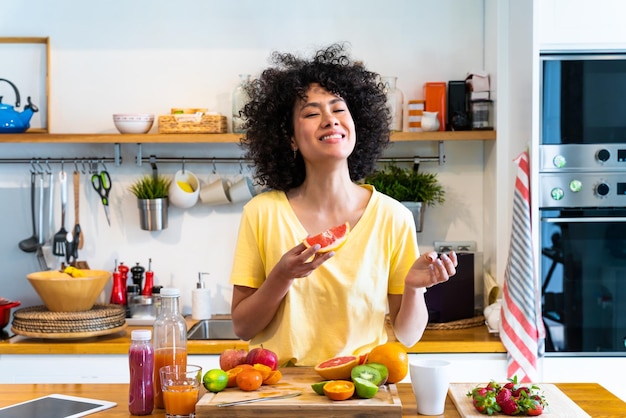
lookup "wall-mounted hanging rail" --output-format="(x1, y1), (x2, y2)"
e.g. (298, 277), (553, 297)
(0, 157), (120, 172)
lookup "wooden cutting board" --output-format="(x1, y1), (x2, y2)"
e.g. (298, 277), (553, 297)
(448, 383), (591, 417)
(196, 367), (402, 418)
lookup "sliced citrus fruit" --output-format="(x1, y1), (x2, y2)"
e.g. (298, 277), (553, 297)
(236, 369), (263, 391)
(311, 380), (332, 395)
(314, 355), (359, 380)
(252, 363), (272, 380)
(262, 370), (282, 385)
(303, 222), (350, 253)
(366, 342), (408, 384)
(353, 377), (379, 399)
(323, 380), (355, 401)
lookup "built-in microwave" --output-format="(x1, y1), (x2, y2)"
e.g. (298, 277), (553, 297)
(541, 52), (626, 145)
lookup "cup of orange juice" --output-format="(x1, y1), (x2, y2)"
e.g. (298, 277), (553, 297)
(160, 364), (202, 418)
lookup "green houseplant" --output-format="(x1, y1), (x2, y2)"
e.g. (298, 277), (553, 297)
(365, 164), (445, 232)
(129, 174), (172, 230)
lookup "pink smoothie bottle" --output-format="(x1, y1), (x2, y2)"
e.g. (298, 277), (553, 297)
(129, 329), (154, 415)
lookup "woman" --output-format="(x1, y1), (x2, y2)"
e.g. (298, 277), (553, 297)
(230, 43), (457, 367)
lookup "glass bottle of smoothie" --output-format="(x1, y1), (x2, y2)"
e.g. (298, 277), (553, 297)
(129, 329), (154, 415)
(152, 288), (187, 409)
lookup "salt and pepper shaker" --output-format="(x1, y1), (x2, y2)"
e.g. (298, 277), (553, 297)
(142, 258), (154, 297)
(192, 272), (211, 320)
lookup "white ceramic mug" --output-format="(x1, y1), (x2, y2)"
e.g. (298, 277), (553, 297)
(227, 176), (256, 204)
(410, 359), (451, 415)
(199, 176), (231, 205)
(168, 169), (200, 209)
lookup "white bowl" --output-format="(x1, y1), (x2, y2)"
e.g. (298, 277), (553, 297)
(113, 113), (154, 134)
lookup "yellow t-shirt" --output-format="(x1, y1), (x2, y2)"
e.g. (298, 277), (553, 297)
(229, 184), (419, 366)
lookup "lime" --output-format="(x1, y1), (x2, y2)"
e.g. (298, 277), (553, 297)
(311, 380), (332, 396)
(353, 377), (379, 399)
(203, 368), (228, 393)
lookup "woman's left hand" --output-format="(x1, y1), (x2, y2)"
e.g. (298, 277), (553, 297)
(405, 251), (458, 289)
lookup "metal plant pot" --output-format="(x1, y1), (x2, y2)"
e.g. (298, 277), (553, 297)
(137, 198), (168, 231)
(402, 201), (425, 232)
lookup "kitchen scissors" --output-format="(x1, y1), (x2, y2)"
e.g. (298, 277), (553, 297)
(91, 170), (112, 226)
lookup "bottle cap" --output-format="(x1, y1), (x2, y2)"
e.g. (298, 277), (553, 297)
(131, 329), (152, 341)
(160, 287), (180, 297)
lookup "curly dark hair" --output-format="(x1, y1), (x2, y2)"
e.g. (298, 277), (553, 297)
(240, 43), (391, 192)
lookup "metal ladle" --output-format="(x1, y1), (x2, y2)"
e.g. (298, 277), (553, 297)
(18, 171), (38, 253)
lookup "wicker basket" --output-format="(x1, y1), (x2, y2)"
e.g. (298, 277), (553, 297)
(158, 114), (227, 134)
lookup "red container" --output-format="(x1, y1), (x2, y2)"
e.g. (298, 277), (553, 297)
(0, 298), (21, 330)
(424, 82), (447, 131)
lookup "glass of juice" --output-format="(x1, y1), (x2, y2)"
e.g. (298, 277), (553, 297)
(159, 364), (202, 418)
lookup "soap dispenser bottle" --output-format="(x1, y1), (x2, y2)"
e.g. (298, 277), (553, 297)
(192, 272), (211, 321)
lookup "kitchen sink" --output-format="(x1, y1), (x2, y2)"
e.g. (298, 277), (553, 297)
(187, 318), (238, 340)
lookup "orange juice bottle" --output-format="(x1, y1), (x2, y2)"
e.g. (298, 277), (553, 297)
(152, 288), (187, 409)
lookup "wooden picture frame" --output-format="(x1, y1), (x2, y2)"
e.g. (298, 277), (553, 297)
(0, 37), (50, 133)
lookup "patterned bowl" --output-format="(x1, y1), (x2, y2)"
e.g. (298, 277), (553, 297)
(113, 113), (154, 134)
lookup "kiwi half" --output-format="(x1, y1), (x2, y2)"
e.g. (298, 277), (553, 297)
(350, 364), (384, 386)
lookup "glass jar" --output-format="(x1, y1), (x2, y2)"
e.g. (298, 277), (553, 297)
(129, 329), (154, 416)
(232, 74), (251, 134)
(382, 76), (404, 132)
(152, 288), (187, 409)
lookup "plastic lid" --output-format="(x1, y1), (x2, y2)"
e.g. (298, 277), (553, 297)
(131, 329), (152, 341)
(160, 287), (180, 297)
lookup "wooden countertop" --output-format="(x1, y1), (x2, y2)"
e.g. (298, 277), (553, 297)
(0, 323), (504, 355)
(0, 381), (623, 417)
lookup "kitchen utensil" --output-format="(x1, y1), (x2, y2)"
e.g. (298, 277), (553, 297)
(36, 173), (48, 271)
(216, 392), (302, 407)
(18, 171), (38, 253)
(0, 298), (21, 330)
(0, 78), (38, 133)
(73, 170), (84, 249)
(91, 169), (111, 226)
(52, 170), (68, 257)
(46, 169), (54, 243)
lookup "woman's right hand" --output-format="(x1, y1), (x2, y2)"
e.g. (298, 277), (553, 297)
(270, 242), (335, 282)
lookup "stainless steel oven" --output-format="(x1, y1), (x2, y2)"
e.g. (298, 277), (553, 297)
(540, 144), (626, 355)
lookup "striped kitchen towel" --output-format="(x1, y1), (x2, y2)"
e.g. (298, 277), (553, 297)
(499, 150), (545, 383)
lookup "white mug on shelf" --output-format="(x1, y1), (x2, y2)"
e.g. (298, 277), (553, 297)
(168, 169), (200, 209)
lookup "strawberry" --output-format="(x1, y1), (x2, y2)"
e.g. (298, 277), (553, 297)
(496, 388), (520, 415)
(467, 386), (500, 415)
(526, 402), (544, 416)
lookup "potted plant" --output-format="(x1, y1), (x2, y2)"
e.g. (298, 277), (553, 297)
(364, 164), (445, 232)
(129, 174), (172, 231)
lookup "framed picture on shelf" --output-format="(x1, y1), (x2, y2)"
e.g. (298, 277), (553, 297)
(0, 37), (50, 133)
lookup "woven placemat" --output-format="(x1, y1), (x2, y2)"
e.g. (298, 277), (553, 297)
(426, 315), (485, 330)
(12, 304), (126, 334)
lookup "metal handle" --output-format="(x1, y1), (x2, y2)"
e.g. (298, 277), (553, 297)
(542, 216), (626, 223)
(59, 170), (67, 225)
(216, 391), (302, 407)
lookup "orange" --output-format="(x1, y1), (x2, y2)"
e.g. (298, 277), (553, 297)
(303, 222), (350, 253)
(366, 342), (408, 384)
(323, 380), (355, 401)
(262, 370), (282, 385)
(236, 369), (263, 391)
(226, 364), (253, 388)
(314, 355), (359, 380)
(252, 363), (272, 380)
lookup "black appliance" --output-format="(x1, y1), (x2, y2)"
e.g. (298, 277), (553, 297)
(447, 80), (470, 131)
(541, 52), (626, 145)
(425, 252), (475, 323)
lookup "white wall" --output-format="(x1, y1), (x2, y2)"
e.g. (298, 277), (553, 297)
(0, 0), (489, 316)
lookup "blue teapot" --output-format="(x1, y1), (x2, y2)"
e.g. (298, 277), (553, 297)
(0, 78), (39, 133)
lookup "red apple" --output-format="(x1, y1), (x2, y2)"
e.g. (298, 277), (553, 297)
(246, 346), (278, 370)
(219, 348), (248, 371)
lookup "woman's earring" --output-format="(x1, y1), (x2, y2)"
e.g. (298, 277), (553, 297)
(293, 149), (297, 159)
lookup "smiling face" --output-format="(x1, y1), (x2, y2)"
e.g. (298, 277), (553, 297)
(291, 84), (356, 165)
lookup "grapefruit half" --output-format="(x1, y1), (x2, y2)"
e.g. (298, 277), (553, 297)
(314, 355), (359, 380)
(303, 222), (350, 253)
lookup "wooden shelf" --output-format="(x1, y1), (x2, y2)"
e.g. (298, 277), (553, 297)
(0, 130), (496, 144)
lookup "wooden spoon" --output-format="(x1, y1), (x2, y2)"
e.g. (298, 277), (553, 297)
(74, 170), (84, 249)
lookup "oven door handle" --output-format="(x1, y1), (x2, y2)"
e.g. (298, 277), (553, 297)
(542, 216), (626, 223)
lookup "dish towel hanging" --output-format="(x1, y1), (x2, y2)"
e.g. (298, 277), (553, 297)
(499, 150), (545, 383)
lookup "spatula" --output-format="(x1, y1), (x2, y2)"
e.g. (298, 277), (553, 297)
(74, 170), (84, 250)
(52, 170), (68, 257)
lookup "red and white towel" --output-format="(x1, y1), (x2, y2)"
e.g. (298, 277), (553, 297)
(499, 150), (545, 383)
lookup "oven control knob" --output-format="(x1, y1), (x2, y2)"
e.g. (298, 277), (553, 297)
(596, 182), (610, 197)
(550, 187), (565, 201)
(596, 149), (610, 163)
(552, 154), (566, 169)
(569, 179), (582, 193)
